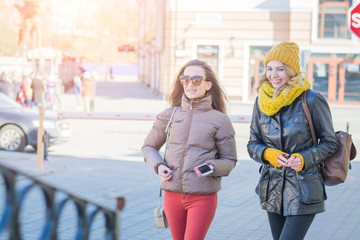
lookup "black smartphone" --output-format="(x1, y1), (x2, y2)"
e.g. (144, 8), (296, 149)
(194, 163), (213, 176)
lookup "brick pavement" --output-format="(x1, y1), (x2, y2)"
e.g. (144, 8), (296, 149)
(0, 151), (359, 240)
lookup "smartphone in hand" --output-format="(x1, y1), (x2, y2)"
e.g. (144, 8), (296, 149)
(194, 163), (214, 176)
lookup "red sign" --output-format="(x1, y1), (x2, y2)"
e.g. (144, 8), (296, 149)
(349, 2), (360, 38)
(118, 45), (135, 52)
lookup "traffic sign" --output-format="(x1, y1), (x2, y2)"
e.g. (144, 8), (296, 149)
(349, 2), (360, 38)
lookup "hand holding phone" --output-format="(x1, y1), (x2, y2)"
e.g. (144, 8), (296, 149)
(194, 163), (214, 177)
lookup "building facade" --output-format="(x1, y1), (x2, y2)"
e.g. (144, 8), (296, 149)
(139, 0), (360, 104)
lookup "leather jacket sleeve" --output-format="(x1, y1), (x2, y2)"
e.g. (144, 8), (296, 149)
(298, 91), (339, 169)
(247, 98), (268, 164)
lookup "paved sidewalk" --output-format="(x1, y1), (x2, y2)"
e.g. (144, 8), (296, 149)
(0, 150), (359, 240)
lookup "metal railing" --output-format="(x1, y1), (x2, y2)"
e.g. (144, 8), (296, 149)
(0, 163), (125, 240)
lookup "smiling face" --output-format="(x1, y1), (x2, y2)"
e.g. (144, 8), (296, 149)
(266, 60), (291, 90)
(182, 65), (212, 100)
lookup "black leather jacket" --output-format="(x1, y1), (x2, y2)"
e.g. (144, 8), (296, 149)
(247, 90), (338, 216)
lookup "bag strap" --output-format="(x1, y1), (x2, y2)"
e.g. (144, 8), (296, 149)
(159, 107), (178, 200)
(165, 107), (178, 151)
(301, 90), (317, 146)
(158, 188), (163, 207)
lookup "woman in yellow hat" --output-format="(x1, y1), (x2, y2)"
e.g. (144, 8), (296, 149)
(247, 41), (338, 240)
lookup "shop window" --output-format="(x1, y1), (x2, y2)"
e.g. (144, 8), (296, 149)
(308, 53), (360, 103)
(317, 0), (352, 39)
(344, 58), (360, 102)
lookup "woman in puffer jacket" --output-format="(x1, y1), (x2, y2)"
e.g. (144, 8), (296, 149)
(142, 59), (237, 240)
(247, 41), (338, 240)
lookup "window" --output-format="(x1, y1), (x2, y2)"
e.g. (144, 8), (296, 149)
(248, 46), (271, 99)
(318, 0), (353, 39)
(197, 45), (219, 76)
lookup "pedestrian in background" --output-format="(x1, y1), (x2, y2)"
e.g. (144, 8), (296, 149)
(16, 75), (32, 108)
(142, 59), (237, 240)
(81, 71), (95, 112)
(73, 75), (83, 111)
(247, 41), (338, 240)
(31, 76), (44, 109)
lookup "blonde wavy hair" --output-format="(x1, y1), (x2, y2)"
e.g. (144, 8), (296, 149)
(256, 64), (307, 98)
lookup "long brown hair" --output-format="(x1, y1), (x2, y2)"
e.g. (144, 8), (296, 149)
(169, 59), (228, 114)
(256, 63), (307, 98)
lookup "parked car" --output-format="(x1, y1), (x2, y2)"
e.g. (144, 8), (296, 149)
(0, 92), (71, 152)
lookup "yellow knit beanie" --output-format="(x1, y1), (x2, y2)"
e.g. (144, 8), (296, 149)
(264, 41), (300, 75)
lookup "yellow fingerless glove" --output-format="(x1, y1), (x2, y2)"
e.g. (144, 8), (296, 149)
(290, 153), (304, 172)
(263, 148), (287, 167)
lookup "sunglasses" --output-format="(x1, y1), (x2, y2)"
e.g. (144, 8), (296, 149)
(180, 75), (204, 86)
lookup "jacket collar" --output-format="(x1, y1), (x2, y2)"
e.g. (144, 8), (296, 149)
(181, 94), (213, 112)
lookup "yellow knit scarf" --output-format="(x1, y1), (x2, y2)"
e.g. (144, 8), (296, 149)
(258, 78), (311, 116)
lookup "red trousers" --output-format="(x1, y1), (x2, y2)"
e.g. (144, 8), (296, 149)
(164, 191), (217, 240)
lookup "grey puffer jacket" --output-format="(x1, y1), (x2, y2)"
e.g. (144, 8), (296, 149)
(142, 94), (237, 195)
(247, 90), (338, 216)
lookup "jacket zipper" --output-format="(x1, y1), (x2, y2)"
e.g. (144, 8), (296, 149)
(280, 167), (286, 215)
(179, 101), (193, 193)
(278, 112), (286, 215)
